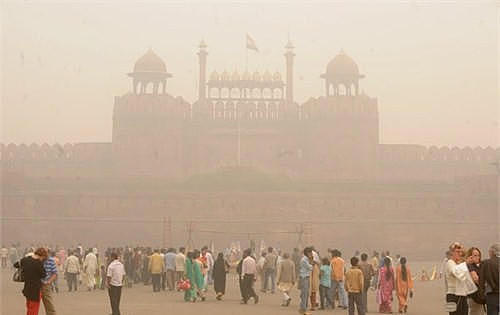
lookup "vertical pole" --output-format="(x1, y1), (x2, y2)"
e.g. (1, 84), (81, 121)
(162, 217), (166, 249)
(245, 47), (248, 72)
(237, 112), (241, 166)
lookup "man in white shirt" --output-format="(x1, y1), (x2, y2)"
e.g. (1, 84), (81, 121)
(107, 252), (125, 315)
(241, 249), (259, 304)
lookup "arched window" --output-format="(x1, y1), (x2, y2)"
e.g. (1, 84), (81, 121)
(338, 84), (347, 96)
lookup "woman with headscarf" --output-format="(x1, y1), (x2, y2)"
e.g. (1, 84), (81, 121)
(213, 252), (230, 300)
(378, 257), (395, 313)
(395, 257), (413, 313)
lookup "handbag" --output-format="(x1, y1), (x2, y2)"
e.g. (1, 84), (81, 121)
(444, 296), (463, 313)
(176, 278), (191, 291)
(444, 302), (457, 312)
(13, 262), (24, 282)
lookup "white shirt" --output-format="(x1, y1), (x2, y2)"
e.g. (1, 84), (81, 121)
(107, 259), (126, 287)
(242, 256), (257, 275)
(206, 252), (214, 270)
(65, 255), (80, 274)
(175, 253), (186, 272)
(83, 253), (98, 272)
(445, 260), (477, 296)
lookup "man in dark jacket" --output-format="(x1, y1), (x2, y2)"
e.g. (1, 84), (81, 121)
(15, 248), (47, 315)
(479, 243), (499, 315)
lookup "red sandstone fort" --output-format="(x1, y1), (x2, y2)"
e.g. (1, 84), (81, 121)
(2, 41), (498, 180)
(1, 41), (498, 255)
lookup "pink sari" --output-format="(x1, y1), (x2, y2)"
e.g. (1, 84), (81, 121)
(378, 266), (395, 313)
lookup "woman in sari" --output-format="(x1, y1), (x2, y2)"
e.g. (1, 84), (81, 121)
(193, 250), (206, 301)
(378, 257), (395, 313)
(395, 257), (413, 313)
(213, 253), (230, 300)
(184, 252), (197, 302)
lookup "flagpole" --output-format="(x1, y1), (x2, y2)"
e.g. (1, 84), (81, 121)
(237, 110), (241, 166)
(245, 46), (248, 72)
(239, 39), (247, 167)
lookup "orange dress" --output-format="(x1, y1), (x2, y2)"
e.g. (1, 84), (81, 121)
(395, 265), (413, 312)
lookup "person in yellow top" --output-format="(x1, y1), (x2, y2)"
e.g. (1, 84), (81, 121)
(330, 249), (348, 309)
(344, 256), (365, 315)
(395, 257), (413, 313)
(148, 249), (165, 292)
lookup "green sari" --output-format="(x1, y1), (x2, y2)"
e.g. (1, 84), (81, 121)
(184, 258), (195, 301)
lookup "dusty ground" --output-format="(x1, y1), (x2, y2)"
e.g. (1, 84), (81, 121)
(1, 266), (445, 315)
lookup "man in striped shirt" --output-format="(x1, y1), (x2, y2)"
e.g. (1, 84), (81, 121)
(42, 250), (58, 315)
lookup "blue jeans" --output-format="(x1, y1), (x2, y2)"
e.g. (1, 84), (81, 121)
(330, 279), (348, 307)
(299, 276), (310, 312)
(264, 269), (276, 292)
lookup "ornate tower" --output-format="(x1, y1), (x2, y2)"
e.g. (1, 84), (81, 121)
(127, 48), (172, 95)
(299, 51), (378, 180)
(197, 40), (208, 100)
(113, 49), (190, 178)
(284, 39), (295, 104)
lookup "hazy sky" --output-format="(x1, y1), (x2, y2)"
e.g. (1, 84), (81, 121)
(1, 0), (498, 147)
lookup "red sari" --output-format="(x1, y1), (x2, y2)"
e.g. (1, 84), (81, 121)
(378, 266), (395, 313)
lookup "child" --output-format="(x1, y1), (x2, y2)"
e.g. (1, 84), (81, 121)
(345, 257), (365, 315)
(319, 257), (333, 309)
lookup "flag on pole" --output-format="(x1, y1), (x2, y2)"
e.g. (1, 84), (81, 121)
(246, 33), (259, 52)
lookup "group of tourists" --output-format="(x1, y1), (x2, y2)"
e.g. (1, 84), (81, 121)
(293, 247), (415, 315)
(8, 241), (500, 315)
(444, 242), (499, 315)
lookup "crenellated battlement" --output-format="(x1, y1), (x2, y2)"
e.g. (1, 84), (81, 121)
(301, 94), (378, 119)
(114, 93), (190, 118)
(378, 144), (500, 163)
(0, 142), (111, 161)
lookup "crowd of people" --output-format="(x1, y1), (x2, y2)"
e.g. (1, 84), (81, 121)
(4, 241), (499, 315)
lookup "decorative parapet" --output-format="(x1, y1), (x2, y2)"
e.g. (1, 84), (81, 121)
(378, 144), (499, 163)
